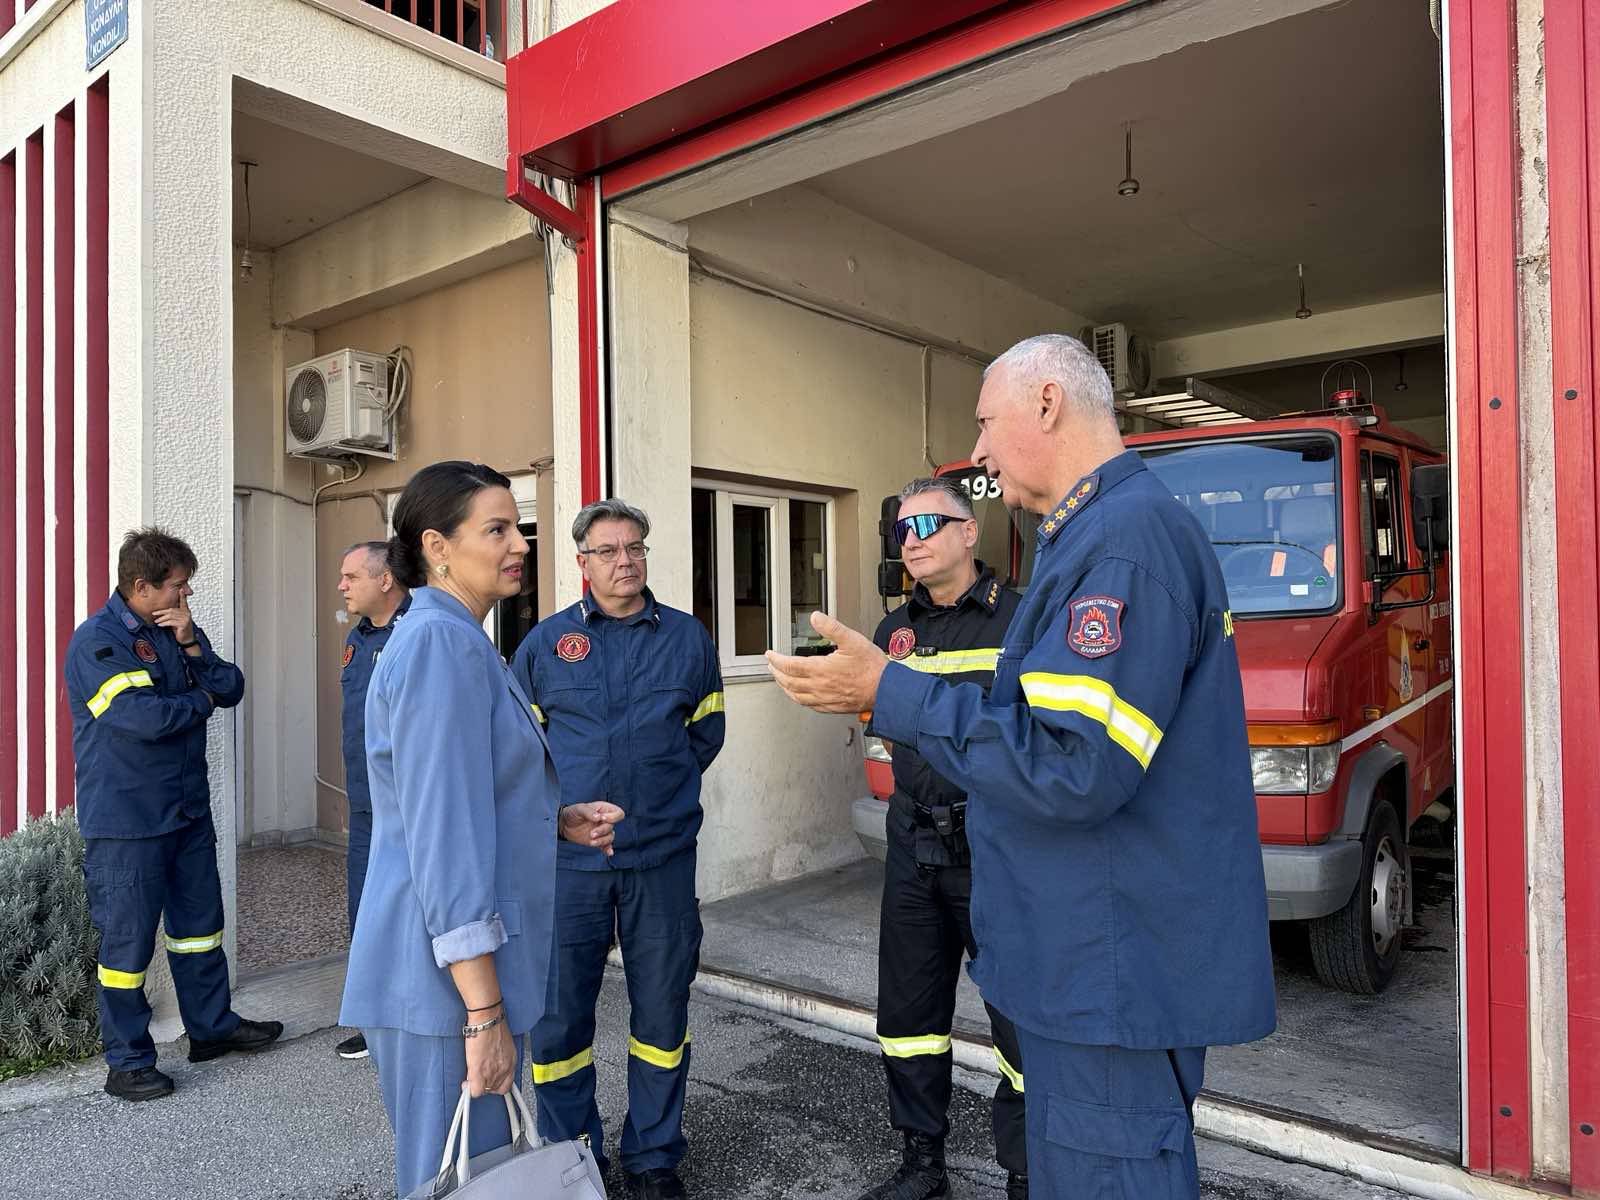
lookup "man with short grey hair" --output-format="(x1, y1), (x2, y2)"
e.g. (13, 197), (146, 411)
(769, 334), (1276, 1200)
(332, 539), (409, 1061)
(512, 498), (725, 1200)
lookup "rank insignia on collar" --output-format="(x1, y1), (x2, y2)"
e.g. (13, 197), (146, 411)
(987, 583), (999, 606)
(1077, 478), (1096, 498)
(341, 644), (354, 669)
(1043, 518), (1059, 534)
(121, 611), (140, 631)
(887, 627), (917, 660)
(556, 632), (591, 662)
(1068, 595), (1124, 658)
(133, 638), (159, 664)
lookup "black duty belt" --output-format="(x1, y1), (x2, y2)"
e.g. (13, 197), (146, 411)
(912, 800), (967, 837)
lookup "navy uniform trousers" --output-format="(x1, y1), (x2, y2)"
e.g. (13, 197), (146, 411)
(530, 849), (701, 1176)
(83, 811), (239, 1069)
(878, 829), (1026, 1174)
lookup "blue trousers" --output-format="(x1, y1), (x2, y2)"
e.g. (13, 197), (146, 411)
(366, 1027), (527, 1198)
(530, 850), (702, 1175)
(346, 808), (373, 936)
(1013, 1026), (1206, 1200)
(82, 814), (239, 1070)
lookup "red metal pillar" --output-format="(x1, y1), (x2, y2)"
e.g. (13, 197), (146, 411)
(52, 104), (75, 815)
(1, 151), (16, 835)
(86, 80), (110, 611)
(575, 179), (601, 506)
(24, 132), (46, 823)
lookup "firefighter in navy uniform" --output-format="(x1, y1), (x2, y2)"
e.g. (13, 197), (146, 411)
(512, 499), (725, 1200)
(769, 336), (1276, 1200)
(862, 476), (1028, 1200)
(64, 529), (283, 1103)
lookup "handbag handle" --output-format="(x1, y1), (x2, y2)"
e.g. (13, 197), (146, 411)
(429, 1079), (539, 1196)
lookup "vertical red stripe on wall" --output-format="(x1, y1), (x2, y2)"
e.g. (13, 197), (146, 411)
(1546, 0), (1600, 1191)
(0, 1), (14, 41)
(1448, 0), (1532, 1178)
(1, 152), (16, 836)
(53, 106), (76, 814)
(575, 179), (601, 505)
(24, 134), (45, 823)
(85, 81), (110, 611)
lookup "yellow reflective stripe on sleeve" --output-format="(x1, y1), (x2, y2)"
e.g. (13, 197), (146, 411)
(531, 1046), (594, 1084)
(687, 692), (725, 725)
(1222, 610), (1235, 638)
(877, 1032), (953, 1059)
(1019, 672), (1164, 770)
(531, 704), (547, 725)
(901, 648), (1002, 675)
(628, 1034), (691, 1069)
(98, 964), (146, 989)
(994, 1046), (1025, 1093)
(164, 931), (223, 954)
(87, 670), (155, 717)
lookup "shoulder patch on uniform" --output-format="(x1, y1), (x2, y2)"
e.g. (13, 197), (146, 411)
(555, 632), (591, 663)
(887, 627), (916, 660)
(133, 638), (158, 664)
(94, 646), (115, 661)
(1068, 596), (1124, 658)
(341, 644), (354, 668)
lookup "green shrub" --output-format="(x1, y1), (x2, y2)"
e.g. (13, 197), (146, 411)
(0, 810), (100, 1065)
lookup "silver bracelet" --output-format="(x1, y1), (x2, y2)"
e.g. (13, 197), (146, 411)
(462, 1013), (504, 1038)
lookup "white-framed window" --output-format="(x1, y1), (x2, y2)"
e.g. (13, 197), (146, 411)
(691, 480), (835, 677)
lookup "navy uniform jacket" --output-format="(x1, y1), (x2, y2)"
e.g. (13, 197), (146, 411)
(511, 589), (724, 871)
(871, 564), (1022, 867)
(340, 586), (560, 1038)
(339, 593), (412, 815)
(872, 450), (1276, 1050)
(64, 592), (245, 839)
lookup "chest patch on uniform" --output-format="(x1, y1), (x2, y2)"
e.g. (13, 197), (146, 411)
(1068, 596), (1124, 658)
(341, 644), (354, 669)
(133, 638), (158, 664)
(555, 632), (591, 663)
(887, 627), (917, 660)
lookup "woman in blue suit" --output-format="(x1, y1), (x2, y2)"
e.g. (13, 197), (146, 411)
(340, 461), (623, 1197)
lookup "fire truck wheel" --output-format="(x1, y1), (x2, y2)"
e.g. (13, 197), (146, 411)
(1308, 801), (1409, 994)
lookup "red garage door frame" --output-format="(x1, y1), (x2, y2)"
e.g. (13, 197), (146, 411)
(506, 0), (1573, 1183)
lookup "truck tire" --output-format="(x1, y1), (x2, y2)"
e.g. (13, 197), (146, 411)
(1309, 801), (1409, 994)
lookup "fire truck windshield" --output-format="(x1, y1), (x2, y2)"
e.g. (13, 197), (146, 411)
(1138, 435), (1341, 617)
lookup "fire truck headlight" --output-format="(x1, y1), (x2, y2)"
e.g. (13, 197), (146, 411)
(863, 734), (893, 764)
(1251, 746), (1310, 794)
(1308, 743), (1340, 792)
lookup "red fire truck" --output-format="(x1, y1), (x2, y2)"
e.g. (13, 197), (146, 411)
(856, 401), (1452, 995)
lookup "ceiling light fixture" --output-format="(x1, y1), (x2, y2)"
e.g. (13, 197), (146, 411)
(1394, 351), (1410, 392)
(239, 160), (257, 281)
(1295, 262), (1312, 320)
(1117, 125), (1140, 197)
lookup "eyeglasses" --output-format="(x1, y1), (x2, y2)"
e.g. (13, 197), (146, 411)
(893, 513), (968, 545)
(579, 542), (650, 564)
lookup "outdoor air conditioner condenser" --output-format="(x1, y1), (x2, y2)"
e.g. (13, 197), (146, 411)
(283, 348), (396, 459)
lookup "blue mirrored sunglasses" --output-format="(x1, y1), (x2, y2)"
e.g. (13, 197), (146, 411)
(893, 513), (967, 545)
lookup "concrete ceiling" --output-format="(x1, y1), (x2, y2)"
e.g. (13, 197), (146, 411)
(232, 112), (428, 250)
(809, 0), (1445, 341)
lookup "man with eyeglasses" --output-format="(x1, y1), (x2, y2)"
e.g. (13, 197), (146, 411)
(859, 476), (1027, 1200)
(510, 498), (725, 1200)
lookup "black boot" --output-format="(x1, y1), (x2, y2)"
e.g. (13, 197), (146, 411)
(628, 1167), (687, 1199)
(857, 1132), (949, 1200)
(187, 1017), (284, 1063)
(1006, 1171), (1029, 1200)
(104, 1065), (175, 1102)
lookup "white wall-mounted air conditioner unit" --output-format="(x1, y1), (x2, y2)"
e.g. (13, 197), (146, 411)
(284, 348), (395, 459)
(1089, 322), (1153, 397)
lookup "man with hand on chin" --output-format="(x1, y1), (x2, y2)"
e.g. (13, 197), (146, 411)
(767, 335), (1275, 1200)
(512, 499), (725, 1200)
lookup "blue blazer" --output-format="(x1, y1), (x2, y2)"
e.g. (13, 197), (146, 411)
(340, 586), (560, 1038)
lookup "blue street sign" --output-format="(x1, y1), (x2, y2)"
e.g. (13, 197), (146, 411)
(86, 0), (128, 71)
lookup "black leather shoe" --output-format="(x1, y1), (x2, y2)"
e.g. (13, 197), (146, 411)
(856, 1133), (949, 1200)
(628, 1167), (687, 1199)
(188, 1017), (284, 1063)
(104, 1065), (175, 1102)
(1006, 1171), (1029, 1200)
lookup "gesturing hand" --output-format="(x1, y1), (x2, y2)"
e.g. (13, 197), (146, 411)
(766, 612), (887, 715)
(152, 595), (197, 645)
(559, 801), (625, 855)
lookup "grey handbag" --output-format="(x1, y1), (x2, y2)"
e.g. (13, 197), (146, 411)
(408, 1083), (607, 1200)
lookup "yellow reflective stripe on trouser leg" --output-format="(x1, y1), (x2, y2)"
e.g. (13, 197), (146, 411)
(994, 1046), (1025, 1093)
(628, 1034), (691, 1069)
(165, 931), (223, 954)
(877, 1032), (953, 1058)
(86, 670), (154, 717)
(686, 692), (724, 725)
(97, 964), (146, 989)
(531, 1046), (594, 1084)
(1018, 672), (1164, 769)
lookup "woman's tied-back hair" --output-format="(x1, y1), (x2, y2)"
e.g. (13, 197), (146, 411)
(387, 461), (513, 589)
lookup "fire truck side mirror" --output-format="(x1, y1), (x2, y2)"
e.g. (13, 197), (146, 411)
(1409, 463), (1451, 556)
(877, 495), (907, 599)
